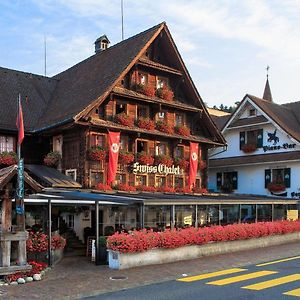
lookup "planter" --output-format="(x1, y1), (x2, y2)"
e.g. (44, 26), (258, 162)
(108, 231), (300, 269)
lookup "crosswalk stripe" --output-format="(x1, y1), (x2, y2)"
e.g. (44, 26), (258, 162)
(206, 270), (278, 286)
(256, 256), (300, 267)
(242, 274), (300, 290)
(284, 288), (300, 297)
(177, 268), (247, 282)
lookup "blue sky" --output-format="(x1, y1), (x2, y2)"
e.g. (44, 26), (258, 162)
(1, 0), (300, 107)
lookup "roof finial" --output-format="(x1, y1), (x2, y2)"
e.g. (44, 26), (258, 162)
(266, 65), (270, 78)
(263, 65), (273, 102)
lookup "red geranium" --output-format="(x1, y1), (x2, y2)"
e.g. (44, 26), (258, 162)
(137, 152), (154, 165)
(174, 158), (189, 172)
(96, 183), (113, 191)
(175, 125), (190, 136)
(43, 151), (61, 167)
(119, 151), (135, 165)
(156, 87), (174, 101)
(115, 113), (134, 127)
(137, 118), (155, 130)
(113, 183), (136, 192)
(0, 151), (17, 166)
(136, 185), (157, 192)
(156, 186), (175, 193)
(155, 155), (173, 167)
(88, 146), (106, 161)
(156, 121), (174, 134)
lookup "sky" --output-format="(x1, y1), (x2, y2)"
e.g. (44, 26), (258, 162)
(1, 0), (300, 108)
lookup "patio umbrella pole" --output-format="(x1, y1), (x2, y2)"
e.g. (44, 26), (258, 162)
(48, 198), (52, 267)
(95, 200), (100, 265)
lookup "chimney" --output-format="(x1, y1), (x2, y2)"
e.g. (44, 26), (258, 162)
(94, 35), (110, 53)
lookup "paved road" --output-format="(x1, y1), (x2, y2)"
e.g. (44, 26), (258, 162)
(85, 255), (300, 300)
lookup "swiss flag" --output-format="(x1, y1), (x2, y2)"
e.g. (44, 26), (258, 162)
(16, 97), (24, 145)
(107, 131), (120, 185)
(188, 142), (199, 190)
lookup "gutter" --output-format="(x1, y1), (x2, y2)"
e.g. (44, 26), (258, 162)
(31, 117), (74, 133)
(209, 145), (228, 158)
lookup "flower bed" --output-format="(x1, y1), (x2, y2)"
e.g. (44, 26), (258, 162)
(87, 146), (106, 161)
(43, 151), (61, 167)
(0, 151), (18, 166)
(155, 155), (173, 167)
(115, 113), (134, 127)
(175, 125), (190, 136)
(119, 151), (134, 165)
(156, 87), (174, 101)
(156, 121), (174, 134)
(137, 152), (154, 165)
(107, 221), (300, 253)
(137, 118), (155, 130)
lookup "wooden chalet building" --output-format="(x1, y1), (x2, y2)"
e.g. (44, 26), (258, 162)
(0, 22), (225, 192)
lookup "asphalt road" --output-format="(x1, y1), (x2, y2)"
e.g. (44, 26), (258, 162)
(84, 255), (300, 300)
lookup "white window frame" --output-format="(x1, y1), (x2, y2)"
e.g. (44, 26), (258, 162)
(65, 169), (77, 181)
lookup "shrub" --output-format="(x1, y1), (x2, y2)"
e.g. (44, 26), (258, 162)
(43, 151), (61, 167)
(156, 121), (174, 134)
(87, 146), (106, 161)
(0, 151), (17, 166)
(137, 118), (155, 130)
(115, 113), (134, 127)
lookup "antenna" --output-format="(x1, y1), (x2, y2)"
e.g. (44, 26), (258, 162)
(44, 35), (47, 77)
(121, 0), (124, 40)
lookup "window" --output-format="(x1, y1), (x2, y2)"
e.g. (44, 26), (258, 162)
(136, 175), (147, 186)
(53, 135), (63, 154)
(98, 106), (105, 119)
(90, 134), (105, 148)
(155, 176), (166, 187)
(90, 171), (104, 188)
(240, 129), (263, 149)
(249, 109), (256, 117)
(115, 102), (126, 115)
(115, 173), (127, 185)
(156, 76), (168, 89)
(120, 136), (128, 151)
(175, 114), (184, 127)
(265, 168), (291, 188)
(66, 169), (77, 181)
(216, 171), (238, 191)
(137, 105), (148, 119)
(136, 140), (148, 153)
(155, 142), (167, 156)
(174, 145), (184, 158)
(175, 177), (184, 188)
(0, 136), (14, 153)
(138, 72), (148, 85)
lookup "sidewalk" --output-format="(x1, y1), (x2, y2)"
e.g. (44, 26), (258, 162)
(3, 241), (300, 300)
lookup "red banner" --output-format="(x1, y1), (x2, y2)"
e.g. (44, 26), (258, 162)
(16, 97), (24, 145)
(188, 142), (199, 189)
(107, 131), (120, 185)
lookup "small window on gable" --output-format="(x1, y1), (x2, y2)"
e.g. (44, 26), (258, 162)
(138, 72), (148, 85)
(249, 109), (256, 117)
(156, 76), (168, 89)
(116, 102), (126, 115)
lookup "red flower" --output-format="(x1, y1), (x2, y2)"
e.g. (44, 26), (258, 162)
(241, 144), (257, 153)
(119, 151), (135, 165)
(156, 121), (174, 134)
(0, 151), (17, 166)
(155, 155), (173, 167)
(176, 186), (192, 193)
(137, 118), (155, 130)
(87, 147), (106, 161)
(43, 151), (61, 167)
(174, 158), (189, 171)
(156, 186), (175, 193)
(113, 183), (136, 192)
(136, 185), (156, 192)
(156, 87), (174, 101)
(115, 113), (134, 127)
(198, 160), (207, 170)
(175, 125), (190, 136)
(267, 182), (286, 192)
(137, 152), (154, 165)
(96, 183), (112, 191)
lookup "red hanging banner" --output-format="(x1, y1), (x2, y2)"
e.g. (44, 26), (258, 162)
(107, 131), (120, 185)
(188, 142), (199, 189)
(16, 97), (24, 145)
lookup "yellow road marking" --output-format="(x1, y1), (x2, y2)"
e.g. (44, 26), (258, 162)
(242, 274), (300, 290)
(206, 270), (278, 286)
(177, 268), (247, 282)
(256, 256), (300, 267)
(284, 288), (300, 297)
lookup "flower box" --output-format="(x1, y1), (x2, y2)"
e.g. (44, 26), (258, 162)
(115, 113), (134, 127)
(174, 158), (189, 171)
(135, 84), (156, 97)
(113, 183), (136, 192)
(0, 151), (17, 166)
(156, 87), (174, 101)
(137, 118), (155, 130)
(96, 183), (112, 191)
(267, 182), (286, 192)
(119, 151), (134, 165)
(241, 144), (257, 153)
(136, 185), (157, 192)
(156, 121), (174, 134)
(156, 186), (175, 193)
(87, 146), (106, 161)
(137, 152), (154, 165)
(175, 125), (190, 136)
(155, 155), (173, 167)
(43, 151), (61, 168)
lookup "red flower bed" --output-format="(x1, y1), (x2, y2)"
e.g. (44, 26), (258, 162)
(241, 144), (257, 153)
(174, 158), (189, 171)
(115, 113), (134, 127)
(88, 146), (106, 161)
(137, 118), (155, 130)
(136, 185), (157, 192)
(155, 155), (173, 167)
(156, 87), (174, 101)
(96, 183), (113, 191)
(119, 151), (134, 165)
(156, 186), (175, 193)
(175, 125), (190, 136)
(107, 221), (300, 253)
(43, 151), (61, 167)
(137, 152), (154, 165)
(267, 182), (286, 192)
(113, 183), (136, 192)
(0, 151), (17, 166)
(156, 121), (174, 134)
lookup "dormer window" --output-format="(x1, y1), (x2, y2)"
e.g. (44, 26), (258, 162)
(249, 108), (256, 117)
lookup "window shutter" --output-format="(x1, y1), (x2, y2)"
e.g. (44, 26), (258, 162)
(256, 129), (263, 148)
(216, 172), (222, 189)
(265, 169), (271, 188)
(284, 168), (291, 188)
(240, 132), (245, 150)
(232, 171), (238, 190)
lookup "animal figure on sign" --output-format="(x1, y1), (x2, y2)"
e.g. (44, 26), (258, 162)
(267, 129), (279, 145)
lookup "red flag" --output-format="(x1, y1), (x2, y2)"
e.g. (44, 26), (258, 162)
(16, 97), (24, 145)
(107, 131), (120, 185)
(188, 142), (199, 190)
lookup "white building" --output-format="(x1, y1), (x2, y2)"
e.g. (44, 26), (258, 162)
(209, 78), (300, 199)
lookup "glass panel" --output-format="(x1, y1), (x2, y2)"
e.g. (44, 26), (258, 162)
(144, 206), (171, 231)
(241, 204), (256, 223)
(155, 176), (166, 187)
(136, 175), (147, 186)
(175, 114), (184, 126)
(274, 204), (286, 221)
(175, 205), (196, 228)
(0, 136), (14, 153)
(175, 177), (184, 188)
(207, 205), (219, 226)
(220, 205), (239, 225)
(90, 172), (103, 188)
(257, 204), (272, 222)
(197, 205), (207, 227)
